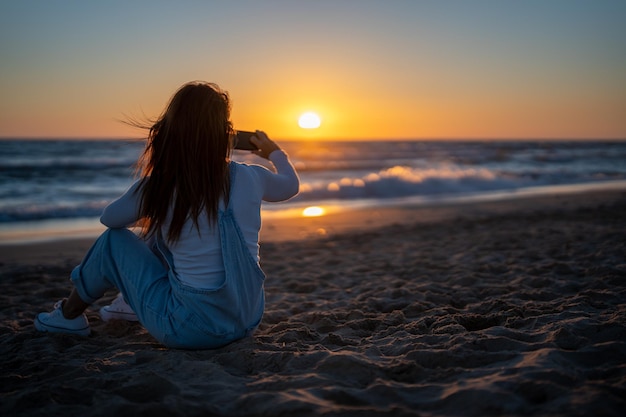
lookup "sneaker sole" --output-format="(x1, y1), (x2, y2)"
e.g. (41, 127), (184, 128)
(100, 307), (139, 322)
(34, 316), (91, 336)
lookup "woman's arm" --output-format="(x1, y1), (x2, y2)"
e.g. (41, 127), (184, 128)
(261, 150), (300, 201)
(250, 132), (299, 202)
(100, 180), (143, 228)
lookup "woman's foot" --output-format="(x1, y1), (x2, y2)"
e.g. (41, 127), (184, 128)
(100, 293), (138, 322)
(34, 300), (91, 336)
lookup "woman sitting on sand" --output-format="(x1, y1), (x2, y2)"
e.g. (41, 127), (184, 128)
(34, 81), (299, 349)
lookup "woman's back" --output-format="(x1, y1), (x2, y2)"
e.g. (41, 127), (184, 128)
(164, 154), (298, 288)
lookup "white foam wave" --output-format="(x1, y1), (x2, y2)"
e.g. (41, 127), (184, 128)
(295, 165), (516, 201)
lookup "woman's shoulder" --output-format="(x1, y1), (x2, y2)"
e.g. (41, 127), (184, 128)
(231, 160), (277, 187)
(230, 160), (259, 181)
(231, 160), (271, 175)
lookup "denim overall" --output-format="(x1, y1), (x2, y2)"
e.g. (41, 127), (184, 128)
(71, 163), (266, 349)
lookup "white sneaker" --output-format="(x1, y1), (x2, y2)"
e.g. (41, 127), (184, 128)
(35, 300), (91, 336)
(100, 293), (138, 322)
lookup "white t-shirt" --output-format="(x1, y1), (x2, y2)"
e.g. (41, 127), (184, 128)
(100, 150), (299, 288)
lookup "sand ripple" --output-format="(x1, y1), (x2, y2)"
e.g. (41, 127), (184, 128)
(1, 197), (625, 416)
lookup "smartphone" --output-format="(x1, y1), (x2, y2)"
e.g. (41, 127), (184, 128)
(234, 130), (259, 151)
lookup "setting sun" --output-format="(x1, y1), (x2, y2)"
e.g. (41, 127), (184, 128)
(298, 112), (321, 129)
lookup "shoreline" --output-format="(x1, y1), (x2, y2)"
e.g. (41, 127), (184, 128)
(1, 186), (625, 266)
(2, 179), (626, 248)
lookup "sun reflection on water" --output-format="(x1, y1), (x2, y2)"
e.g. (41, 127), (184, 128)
(302, 206), (325, 217)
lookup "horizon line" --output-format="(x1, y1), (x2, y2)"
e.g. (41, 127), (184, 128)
(1, 136), (626, 142)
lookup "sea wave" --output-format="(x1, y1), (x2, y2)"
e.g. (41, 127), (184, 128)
(4, 164), (623, 224)
(2, 139), (626, 225)
(0, 201), (109, 223)
(294, 164), (531, 202)
(0, 158), (135, 172)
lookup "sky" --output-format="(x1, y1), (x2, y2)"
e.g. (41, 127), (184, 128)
(1, 0), (625, 141)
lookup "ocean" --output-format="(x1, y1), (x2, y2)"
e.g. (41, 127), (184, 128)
(1, 139), (625, 242)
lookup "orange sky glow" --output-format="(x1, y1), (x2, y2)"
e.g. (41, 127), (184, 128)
(1, 1), (625, 141)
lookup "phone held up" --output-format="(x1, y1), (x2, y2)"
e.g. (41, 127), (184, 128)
(234, 130), (259, 151)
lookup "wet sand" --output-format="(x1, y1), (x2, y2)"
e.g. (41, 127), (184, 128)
(1, 190), (625, 416)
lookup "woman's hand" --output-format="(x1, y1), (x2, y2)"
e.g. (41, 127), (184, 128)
(250, 131), (281, 160)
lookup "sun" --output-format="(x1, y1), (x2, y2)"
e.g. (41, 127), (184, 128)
(298, 112), (321, 129)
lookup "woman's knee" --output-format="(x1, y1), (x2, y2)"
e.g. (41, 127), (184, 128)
(103, 227), (138, 243)
(100, 228), (148, 253)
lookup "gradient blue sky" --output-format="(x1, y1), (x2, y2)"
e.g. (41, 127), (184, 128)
(1, 0), (625, 140)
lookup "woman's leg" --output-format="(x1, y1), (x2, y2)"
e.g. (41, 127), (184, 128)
(71, 228), (174, 340)
(71, 228), (168, 306)
(61, 289), (90, 319)
(36, 228), (171, 338)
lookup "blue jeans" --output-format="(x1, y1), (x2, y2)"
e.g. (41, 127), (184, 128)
(70, 209), (266, 349)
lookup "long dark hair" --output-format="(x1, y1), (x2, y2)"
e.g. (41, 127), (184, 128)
(135, 81), (233, 242)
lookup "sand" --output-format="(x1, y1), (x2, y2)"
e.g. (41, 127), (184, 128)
(1, 190), (625, 416)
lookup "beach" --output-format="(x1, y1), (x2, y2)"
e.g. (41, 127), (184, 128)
(1, 189), (625, 416)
